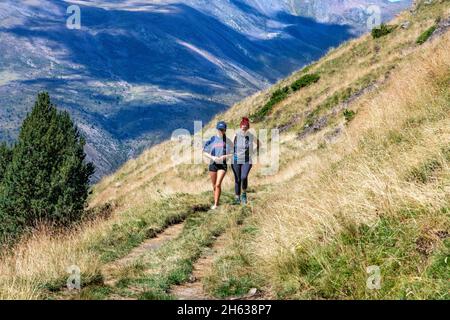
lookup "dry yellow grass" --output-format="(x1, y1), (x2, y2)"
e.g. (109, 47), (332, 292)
(203, 24), (449, 298)
(0, 221), (105, 299)
(250, 31), (450, 291)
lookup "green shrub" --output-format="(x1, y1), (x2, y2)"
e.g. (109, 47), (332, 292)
(416, 25), (437, 45)
(251, 86), (290, 121)
(291, 73), (320, 92)
(371, 24), (394, 39)
(343, 109), (356, 122)
(270, 86), (290, 103)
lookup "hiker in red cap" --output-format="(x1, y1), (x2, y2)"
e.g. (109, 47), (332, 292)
(231, 117), (260, 205)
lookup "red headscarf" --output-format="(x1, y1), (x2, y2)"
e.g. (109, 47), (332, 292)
(240, 117), (250, 128)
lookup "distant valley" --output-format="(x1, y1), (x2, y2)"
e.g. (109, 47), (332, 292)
(0, 0), (411, 180)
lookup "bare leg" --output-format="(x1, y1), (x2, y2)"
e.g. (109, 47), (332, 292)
(210, 171), (217, 198)
(214, 170), (227, 207)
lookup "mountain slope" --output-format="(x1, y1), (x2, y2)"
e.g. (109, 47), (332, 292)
(0, 0), (411, 180)
(0, 0), (448, 300)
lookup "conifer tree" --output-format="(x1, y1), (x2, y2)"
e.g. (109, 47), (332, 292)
(0, 92), (94, 239)
(0, 142), (12, 184)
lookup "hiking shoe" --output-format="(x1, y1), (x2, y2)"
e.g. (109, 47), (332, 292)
(241, 193), (248, 205)
(211, 205), (218, 210)
(234, 196), (241, 205)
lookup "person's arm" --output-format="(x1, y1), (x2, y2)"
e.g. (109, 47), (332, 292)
(203, 151), (218, 163)
(203, 137), (218, 162)
(219, 153), (233, 161)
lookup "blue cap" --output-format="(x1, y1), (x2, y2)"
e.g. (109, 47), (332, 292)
(216, 121), (227, 131)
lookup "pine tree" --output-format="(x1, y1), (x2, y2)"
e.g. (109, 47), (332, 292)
(0, 142), (12, 183)
(0, 92), (95, 239)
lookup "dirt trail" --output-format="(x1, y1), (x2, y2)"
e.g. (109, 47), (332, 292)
(170, 233), (228, 300)
(170, 232), (266, 300)
(102, 222), (185, 286)
(99, 201), (260, 300)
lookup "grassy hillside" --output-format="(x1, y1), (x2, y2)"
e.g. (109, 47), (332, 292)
(0, 0), (449, 299)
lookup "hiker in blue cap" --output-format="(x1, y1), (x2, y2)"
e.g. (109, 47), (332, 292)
(203, 121), (233, 210)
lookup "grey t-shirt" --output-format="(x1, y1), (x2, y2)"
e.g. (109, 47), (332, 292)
(233, 131), (255, 164)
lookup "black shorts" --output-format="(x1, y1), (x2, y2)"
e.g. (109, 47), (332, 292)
(209, 163), (228, 172)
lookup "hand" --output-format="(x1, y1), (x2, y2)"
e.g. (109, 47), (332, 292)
(214, 155), (226, 163)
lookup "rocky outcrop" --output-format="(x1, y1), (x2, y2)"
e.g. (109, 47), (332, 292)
(430, 16), (450, 40)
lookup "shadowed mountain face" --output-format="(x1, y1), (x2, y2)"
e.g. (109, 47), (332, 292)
(0, 0), (411, 180)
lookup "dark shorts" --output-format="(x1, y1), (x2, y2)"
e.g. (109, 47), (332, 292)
(209, 163), (228, 172)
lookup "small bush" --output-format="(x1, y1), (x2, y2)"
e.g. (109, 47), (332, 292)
(371, 24), (394, 39)
(270, 86), (290, 101)
(291, 73), (321, 92)
(343, 109), (356, 122)
(416, 25), (437, 45)
(251, 86), (290, 121)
